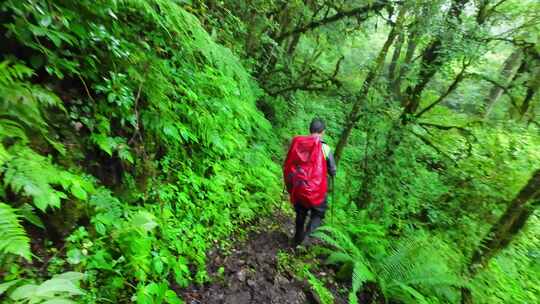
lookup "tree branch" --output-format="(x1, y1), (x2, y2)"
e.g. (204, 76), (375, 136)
(415, 60), (470, 118)
(408, 129), (457, 164)
(418, 122), (476, 160)
(469, 72), (519, 109)
(418, 122), (470, 133)
(276, 0), (390, 41)
(267, 56), (344, 96)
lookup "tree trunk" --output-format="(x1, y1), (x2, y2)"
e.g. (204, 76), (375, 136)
(519, 86), (537, 118)
(388, 31), (405, 101)
(469, 169), (540, 275)
(461, 169), (540, 304)
(401, 0), (469, 119)
(519, 53), (539, 119)
(333, 7), (407, 164)
(483, 49), (524, 117)
(396, 31), (418, 105)
(415, 61), (468, 118)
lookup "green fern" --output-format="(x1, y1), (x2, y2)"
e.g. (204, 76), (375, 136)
(0, 60), (33, 85)
(2, 146), (92, 211)
(0, 60), (63, 133)
(2, 147), (67, 211)
(0, 202), (31, 261)
(314, 225), (463, 304)
(313, 226), (375, 304)
(0, 60), (65, 163)
(304, 269), (335, 304)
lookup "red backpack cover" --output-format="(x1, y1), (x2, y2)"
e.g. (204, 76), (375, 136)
(283, 135), (328, 208)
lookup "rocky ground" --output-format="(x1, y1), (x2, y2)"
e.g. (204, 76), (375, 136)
(179, 212), (348, 304)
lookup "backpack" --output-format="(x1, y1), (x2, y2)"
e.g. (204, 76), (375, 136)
(283, 135), (328, 208)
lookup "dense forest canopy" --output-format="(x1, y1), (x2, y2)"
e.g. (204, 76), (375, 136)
(0, 0), (538, 303)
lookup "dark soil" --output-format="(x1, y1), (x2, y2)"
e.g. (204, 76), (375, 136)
(179, 212), (348, 304)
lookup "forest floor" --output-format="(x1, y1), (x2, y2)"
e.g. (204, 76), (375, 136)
(178, 211), (348, 304)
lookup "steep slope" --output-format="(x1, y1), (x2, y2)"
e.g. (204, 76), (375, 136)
(0, 0), (281, 302)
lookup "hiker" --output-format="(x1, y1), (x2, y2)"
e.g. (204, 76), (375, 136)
(283, 118), (337, 246)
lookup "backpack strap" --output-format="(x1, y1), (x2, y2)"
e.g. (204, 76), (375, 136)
(322, 143), (330, 160)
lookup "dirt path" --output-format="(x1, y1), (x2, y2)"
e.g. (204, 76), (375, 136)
(179, 212), (346, 304)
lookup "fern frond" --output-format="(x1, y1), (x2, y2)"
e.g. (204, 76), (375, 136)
(0, 119), (28, 142)
(314, 225), (362, 257)
(351, 260), (375, 293)
(314, 224), (377, 304)
(326, 251), (354, 265)
(393, 282), (431, 304)
(346, 256), (376, 304)
(2, 147), (70, 211)
(312, 227), (346, 252)
(0, 60), (33, 85)
(0, 143), (10, 168)
(0, 60), (63, 142)
(378, 233), (462, 303)
(0, 202), (31, 261)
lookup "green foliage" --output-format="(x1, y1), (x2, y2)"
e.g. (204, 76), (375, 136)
(314, 221), (463, 304)
(0, 60), (64, 145)
(304, 270), (335, 304)
(0, 203), (31, 261)
(469, 215), (540, 304)
(314, 225), (374, 304)
(0, 0), (280, 302)
(0, 272), (84, 304)
(276, 250), (335, 304)
(2, 147), (93, 211)
(0, 0), (538, 303)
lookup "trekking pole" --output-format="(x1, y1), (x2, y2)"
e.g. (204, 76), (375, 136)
(279, 184), (286, 216)
(331, 175), (336, 225)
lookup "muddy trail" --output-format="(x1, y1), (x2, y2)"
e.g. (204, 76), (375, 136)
(179, 212), (348, 304)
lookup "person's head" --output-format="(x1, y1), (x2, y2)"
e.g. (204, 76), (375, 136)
(309, 118), (325, 135)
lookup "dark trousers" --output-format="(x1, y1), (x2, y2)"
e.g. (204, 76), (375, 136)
(293, 199), (327, 245)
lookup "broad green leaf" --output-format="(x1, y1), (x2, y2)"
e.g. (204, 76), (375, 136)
(42, 299), (77, 304)
(10, 284), (38, 300)
(165, 290), (183, 304)
(35, 279), (84, 297)
(70, 182), (88, 200)
(19, 203), (45, 229)
(131, 211), (158, 232)
(53, 272), (84, 283)
(66, 249), (82, 265)
(0, 279), (20, 295)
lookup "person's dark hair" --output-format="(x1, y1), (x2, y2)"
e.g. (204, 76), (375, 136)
(309, 118), (325, 134)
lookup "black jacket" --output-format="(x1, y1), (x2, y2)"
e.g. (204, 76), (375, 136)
(322, 142), (337, 177)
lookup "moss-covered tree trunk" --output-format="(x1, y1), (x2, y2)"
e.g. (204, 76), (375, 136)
(462, 169), (540, 304)
(400, 0), (468, 119)
(333, 7), (407, 164)
(468, 169), (540, 274)
(483, 48), (524, 117)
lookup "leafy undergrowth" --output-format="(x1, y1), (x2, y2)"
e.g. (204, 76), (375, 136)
(1, 0), (539, 303)
(0, 1), (280, 303)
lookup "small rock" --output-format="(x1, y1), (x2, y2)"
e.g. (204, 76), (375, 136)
(247, 279), (256, 287)
(274, 274), (290, 286)
(236, 269), (247, 282)
(285, 289), (306, 304)
(224, 291), (251, 304)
